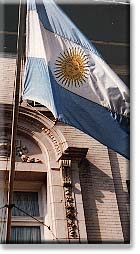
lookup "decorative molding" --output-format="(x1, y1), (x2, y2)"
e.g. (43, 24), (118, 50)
(0, 133), (10, 159)
(60, 148), (88, 240)
(61, 147), (88, 161)
(61, 160), (79, 239)
(0, 105), (67, 160)
(42, 127), (62, 156)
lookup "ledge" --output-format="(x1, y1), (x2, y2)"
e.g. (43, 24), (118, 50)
(61, 147), (88, 161)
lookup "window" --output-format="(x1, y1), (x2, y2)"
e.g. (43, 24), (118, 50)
(12, 192), (40, 217)
(11, 226), (41, 243)
(10, 191), (43, 243)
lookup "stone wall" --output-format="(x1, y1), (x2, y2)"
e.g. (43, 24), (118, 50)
(0, 54), (130, 243)
(57, 124), (129, 243)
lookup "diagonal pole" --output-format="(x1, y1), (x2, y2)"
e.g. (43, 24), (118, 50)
(6, 0), (25, 243)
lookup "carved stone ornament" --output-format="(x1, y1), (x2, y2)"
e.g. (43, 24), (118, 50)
(61, 160), (79, 239)
(0, 134), (10, 159)
(42, 127), (61, 156)
(16, 142), (42, 163)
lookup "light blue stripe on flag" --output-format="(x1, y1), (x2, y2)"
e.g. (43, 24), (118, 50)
(24, 57), (58, 117)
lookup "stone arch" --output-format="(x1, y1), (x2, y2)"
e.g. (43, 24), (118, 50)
(0, 104), (68, 169)
(0, 104), (69, 241)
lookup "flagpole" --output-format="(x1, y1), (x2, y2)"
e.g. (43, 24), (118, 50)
(6, 0), (25, 243)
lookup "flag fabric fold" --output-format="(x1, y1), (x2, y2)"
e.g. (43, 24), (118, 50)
(23, 0), (130, 159)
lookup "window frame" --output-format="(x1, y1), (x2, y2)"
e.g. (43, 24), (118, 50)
(10, 181), (47, 242)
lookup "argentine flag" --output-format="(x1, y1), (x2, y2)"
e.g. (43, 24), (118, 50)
(23, 0), (130, 159)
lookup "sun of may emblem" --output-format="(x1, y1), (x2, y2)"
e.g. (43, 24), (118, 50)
(54, 48), (89, 87)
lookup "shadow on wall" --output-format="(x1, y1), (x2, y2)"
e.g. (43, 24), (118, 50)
(78, 157), (129, 243)
(108, 149), (130, 243)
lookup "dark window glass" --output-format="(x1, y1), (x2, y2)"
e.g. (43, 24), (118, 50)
(11, 226), (41, 243)
(12, 192), (39, 217)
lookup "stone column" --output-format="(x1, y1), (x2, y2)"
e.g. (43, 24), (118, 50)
(60, 147), (88, 243)
(0, 133), (10, 161)
(71, 162), (87, 243)
(0, 132), (9, 243)
(46, 166), (68, 242)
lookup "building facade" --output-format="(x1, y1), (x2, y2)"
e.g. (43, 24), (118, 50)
(0, 2), (130, 244)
